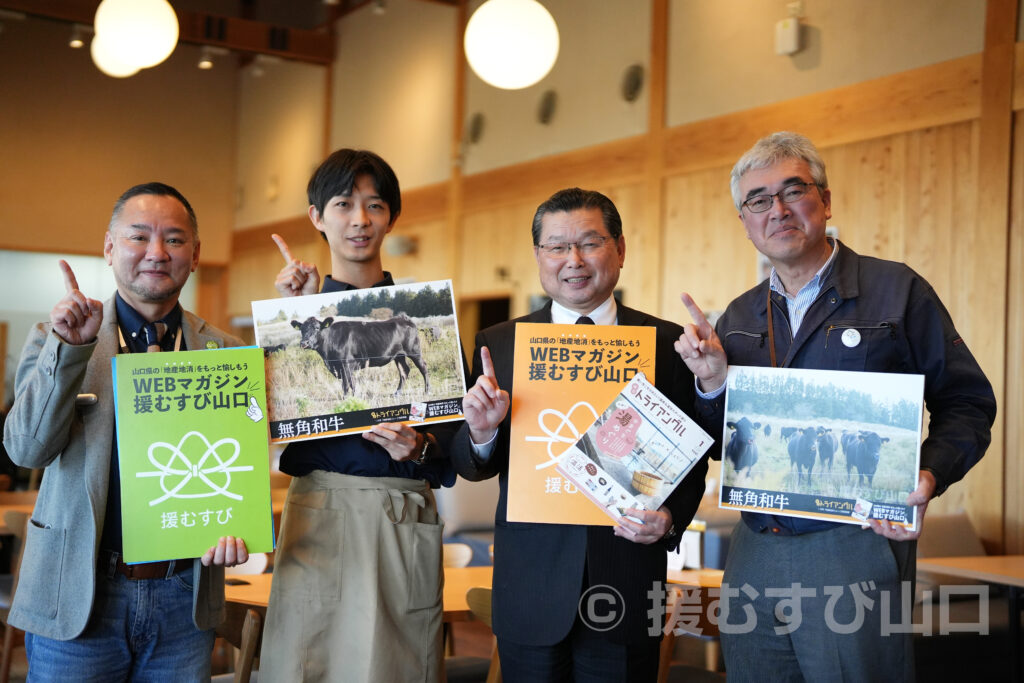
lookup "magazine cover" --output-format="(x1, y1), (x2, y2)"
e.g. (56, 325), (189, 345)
(719, 365), (924, 529)
(507, 322), (657, 525)
(112, 346), (275, 563)
(556, 372), (712, 524)
(251, 279), (467, 442)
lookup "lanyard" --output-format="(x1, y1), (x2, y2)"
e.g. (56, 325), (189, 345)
(765, 290), (778, 368)
(117, 325), (183, 354)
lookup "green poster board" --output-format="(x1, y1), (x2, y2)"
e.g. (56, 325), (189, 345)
(112, 346), (275, 563)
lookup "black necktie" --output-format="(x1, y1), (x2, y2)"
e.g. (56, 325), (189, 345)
(575, 316), (595, 325)
(142, 322), (167, 353)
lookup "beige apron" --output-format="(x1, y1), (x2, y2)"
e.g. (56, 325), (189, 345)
(260, 471), (444, 682)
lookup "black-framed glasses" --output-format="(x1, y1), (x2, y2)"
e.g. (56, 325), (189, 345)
(537, 235), (612, 258)
(742, 182), (820, 213)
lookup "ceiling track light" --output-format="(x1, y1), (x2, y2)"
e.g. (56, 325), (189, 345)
(69, 24), (90, 49)
(198, 45), (230, 70)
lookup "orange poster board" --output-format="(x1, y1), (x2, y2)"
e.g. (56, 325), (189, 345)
(507, 322), (656, 525)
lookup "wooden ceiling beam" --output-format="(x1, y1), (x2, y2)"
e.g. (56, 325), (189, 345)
(0, 0), (333, 65)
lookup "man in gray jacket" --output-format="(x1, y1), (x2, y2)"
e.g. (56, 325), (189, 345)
(3, 183), (249, 681)
(677, 132), (996, 682)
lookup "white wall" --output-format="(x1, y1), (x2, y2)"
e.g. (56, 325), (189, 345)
(234, 59), (327, 230)
(329, 0), (457, 189)
(462, 0), (651, 175)
(666, 0), (985, 126)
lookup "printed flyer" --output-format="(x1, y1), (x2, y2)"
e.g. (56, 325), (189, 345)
(556, 372), (712, 524)
(251, 279), (466, 442)
(112, 346), (275, 563)
(718, 365), (924, 530)
(507, 322), (655, 525)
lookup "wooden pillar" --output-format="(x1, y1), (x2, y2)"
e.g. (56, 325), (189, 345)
(647, 0), (668, 316)
(448, 2), (468, 317)
(973, 0), (1016, 550)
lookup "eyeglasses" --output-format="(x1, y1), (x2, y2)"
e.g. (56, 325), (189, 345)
(741, 182), (820, 213)
(537, 235), (612, 258)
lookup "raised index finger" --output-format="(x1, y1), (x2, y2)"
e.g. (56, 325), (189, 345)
(59, 259), (80, 294)
(271, 233), (295, 264)
(680, 292), (712, 335)
(479, 346), (497, 379)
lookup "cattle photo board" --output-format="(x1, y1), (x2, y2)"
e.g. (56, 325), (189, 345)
(718, 365), (924, 530)
(251, 280), (466, 442)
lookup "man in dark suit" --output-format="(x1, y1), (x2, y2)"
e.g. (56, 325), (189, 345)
(451, 187), (710, 682)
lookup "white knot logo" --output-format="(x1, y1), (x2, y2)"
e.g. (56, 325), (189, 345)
(136, 431), (254, 505)
(524, 401), (598, 470)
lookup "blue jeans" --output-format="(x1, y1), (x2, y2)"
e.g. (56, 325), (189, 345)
(25, 564), (215, 682)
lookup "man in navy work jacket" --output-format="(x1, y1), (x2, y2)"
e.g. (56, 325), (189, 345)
(451, 187), (711, 682)
(676, 131), (997, 682)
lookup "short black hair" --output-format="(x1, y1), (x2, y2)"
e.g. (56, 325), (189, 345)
(307, 148), (402, 224)
(110, 182), (198, 236)
(531, 188), (622, 245)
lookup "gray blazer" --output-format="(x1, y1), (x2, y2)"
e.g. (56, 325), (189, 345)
(3, 296), (244, 640)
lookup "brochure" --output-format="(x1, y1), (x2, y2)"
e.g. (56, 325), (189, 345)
(556, 372), (712, 524)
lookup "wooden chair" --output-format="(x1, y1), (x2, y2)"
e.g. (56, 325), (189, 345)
(445, 587), (500, 683)
(213, 607), (263, 683)
(443, 542), (473, 569)
(0, 511), (29, 683)
(657, 585), (723, 683)
(466, 587), (500, 683)
(225, 552), (269, 576)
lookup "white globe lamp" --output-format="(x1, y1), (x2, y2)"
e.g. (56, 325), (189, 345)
(93, 0), (179, 71)
(90, 33), (140, 78)
(464, 0), (559, 90)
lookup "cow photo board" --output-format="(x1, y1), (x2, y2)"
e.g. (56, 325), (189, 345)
(251, 280), (466, 442)
(719, 365), (924, 529)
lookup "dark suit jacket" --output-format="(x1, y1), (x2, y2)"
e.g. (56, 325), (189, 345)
(451, 302), (710, 646)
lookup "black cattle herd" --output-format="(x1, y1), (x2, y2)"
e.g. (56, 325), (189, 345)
(726, 416), (891, 490)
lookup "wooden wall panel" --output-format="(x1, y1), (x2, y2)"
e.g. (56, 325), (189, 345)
(660, 166), (749, 320)
(228, 215), (331, 317)
(381, 217), (453, 285)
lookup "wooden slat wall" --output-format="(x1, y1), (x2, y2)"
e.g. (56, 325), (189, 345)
(222, 25), (1022, 550)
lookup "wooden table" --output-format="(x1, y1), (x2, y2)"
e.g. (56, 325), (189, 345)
(224, 565), (494, 623)
(916, 555), (1024, 682)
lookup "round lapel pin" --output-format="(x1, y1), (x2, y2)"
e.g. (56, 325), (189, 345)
(841, 329), (861, 348)
(206, 341), (219, 349)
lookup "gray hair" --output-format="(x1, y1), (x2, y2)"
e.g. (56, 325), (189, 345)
(729, 132), (828, 210)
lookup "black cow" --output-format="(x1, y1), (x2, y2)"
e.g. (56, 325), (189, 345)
(844, 430), (890, 487)
(780, 426), (797, 442)
(263, 343), (287, 357)
(763, 424), (772, 438)
(788, 427), (818, 487)
(725, 417), (762, 478)
(291, 314), (430, 396)
(815, 427), (838, 473)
